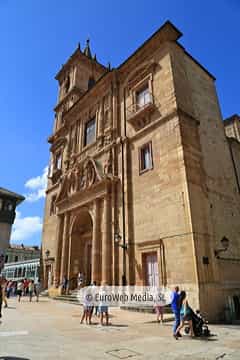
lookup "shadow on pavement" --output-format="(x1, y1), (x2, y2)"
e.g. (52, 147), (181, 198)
(0, 357), (30, 360)
(143, 320), (173, 325)
(5, 307), (16, 310)
(107, 324), (128, 328)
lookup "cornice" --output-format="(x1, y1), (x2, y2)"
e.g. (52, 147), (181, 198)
(128, 107), (199, 143)
(54, 86), (83, 112)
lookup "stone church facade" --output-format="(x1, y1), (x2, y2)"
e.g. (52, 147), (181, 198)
(42, 21), (240, 321)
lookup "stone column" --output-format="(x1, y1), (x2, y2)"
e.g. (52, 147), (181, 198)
(92, 199), (100, 284)
(53, 215), (64, 287)
(102, 192), (112, 284)
(60, 212), (70, 285)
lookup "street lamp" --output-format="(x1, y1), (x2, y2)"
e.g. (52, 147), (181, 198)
(214, 236), (229, 258)
(114, 232), (127, 250)
(114, 232), (127, 286)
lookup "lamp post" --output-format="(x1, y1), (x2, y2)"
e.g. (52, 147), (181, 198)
(114, 232), (127, 286)
(214, 236), (229, 258)
(45, 249), (50, 259)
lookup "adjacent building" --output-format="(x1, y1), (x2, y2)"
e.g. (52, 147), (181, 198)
(1, 245), (40, 282)
(42, 21), (240, 321)
(4, 244), (40, 264)
(1, 258), (40, 283)
(0, 187), (25, 270)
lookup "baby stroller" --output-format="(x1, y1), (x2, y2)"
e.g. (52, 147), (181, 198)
(184, 309), (210, 337)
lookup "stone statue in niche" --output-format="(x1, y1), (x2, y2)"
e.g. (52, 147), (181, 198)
(103, 149), (113, 175)
(84, 161), (95, 188)
(67, 171), (77, 196)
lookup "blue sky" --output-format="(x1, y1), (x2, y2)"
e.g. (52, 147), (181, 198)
(0, 0), (239, 246)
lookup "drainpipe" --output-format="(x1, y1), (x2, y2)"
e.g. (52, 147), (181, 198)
(121, 87), (127, 286)
(228, 139), (240, 194)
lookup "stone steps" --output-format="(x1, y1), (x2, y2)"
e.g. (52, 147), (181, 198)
(53, 293), (80, 305)
(53, 293), (173, 315)
(121, 304), (172, 314)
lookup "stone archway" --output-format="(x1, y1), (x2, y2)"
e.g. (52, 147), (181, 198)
(69, 210), (93, 288)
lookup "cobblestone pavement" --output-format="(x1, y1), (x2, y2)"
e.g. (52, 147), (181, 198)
(0, 297), (239, 360)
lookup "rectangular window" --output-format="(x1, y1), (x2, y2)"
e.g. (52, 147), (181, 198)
(14, 255), (18, 262)
(50, 195), (56, 216)
(136, 85), (150, 109)
(55, 153), (62, 170)
(139, 142), (153, 173)
(84, 117), (96, 147)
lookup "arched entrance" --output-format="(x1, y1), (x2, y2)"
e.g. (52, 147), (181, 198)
(69, 210), (93, 288)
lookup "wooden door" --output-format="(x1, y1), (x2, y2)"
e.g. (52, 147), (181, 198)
(145, 252), (159, 287)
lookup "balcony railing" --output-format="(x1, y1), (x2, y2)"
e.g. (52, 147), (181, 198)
(126, 93), (155, 125)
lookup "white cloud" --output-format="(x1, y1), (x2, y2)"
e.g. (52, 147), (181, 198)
(25, 166), (48, 202)
(11, 211), (42, 242)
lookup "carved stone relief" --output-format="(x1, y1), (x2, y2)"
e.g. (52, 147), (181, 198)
(56, 157), (104, 202)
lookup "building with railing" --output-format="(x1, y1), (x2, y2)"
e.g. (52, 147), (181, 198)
(1, 258), (40, 282)
(42, 20), (240, 321)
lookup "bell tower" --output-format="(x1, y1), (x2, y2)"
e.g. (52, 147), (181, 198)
(53, 39), (107, 132)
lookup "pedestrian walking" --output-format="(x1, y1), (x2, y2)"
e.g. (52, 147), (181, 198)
(0, 277), (3, 318)
(6, 281), (12, 298)
(154, 288), (166, 324)
(2, 279), (8, 308)
(174, 291), (194, 339)
(99, 285), (109, 326)
(90, 281), (98, 317)
(80, 288), (93, 325)
(171, 286), (181, 338)
(62, 275), (68, 294)
(77, 272), (84, 289)
(28, 280), (34, 302)
(17, 280), (24, 302)
(23, 278), (29, 296)
(34, 280), (41, 302)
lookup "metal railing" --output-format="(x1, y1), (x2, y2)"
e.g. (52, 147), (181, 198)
(127, 93), (154, 120)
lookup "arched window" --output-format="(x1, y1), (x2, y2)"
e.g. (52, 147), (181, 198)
(88, 77), (95, 90)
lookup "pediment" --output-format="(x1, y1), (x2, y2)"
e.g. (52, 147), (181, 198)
(126, 60), (157, 90)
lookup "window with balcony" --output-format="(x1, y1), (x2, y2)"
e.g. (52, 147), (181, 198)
(136, 85), (151, 109)
(127, 78), (154, 129)
(84, 117), (96, 147)
(139, 142), (153, 173)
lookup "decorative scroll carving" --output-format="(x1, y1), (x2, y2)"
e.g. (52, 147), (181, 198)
(50, 137), (67, 153)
